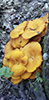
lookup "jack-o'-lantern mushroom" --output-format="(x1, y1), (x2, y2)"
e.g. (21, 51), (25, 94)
(2, 14), (48, 85)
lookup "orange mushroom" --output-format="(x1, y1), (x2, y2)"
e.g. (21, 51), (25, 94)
(11, 75), (21, 80)
(11, 77), (22, 84)
(21, 42), (42, 72)
(21, 71), (31, 79)
(2, 14), (48, 85)
(3, 57), (9, 66)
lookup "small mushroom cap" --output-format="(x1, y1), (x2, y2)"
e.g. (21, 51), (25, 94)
(3, 57), (9, 66)
(10, 49), (24, 61)
(21, 42), (42, 72)
(11, 77), (22, 84)
(11, 76), (21, 80)
(30, 68), (41, 79)
(10, 21), (28, 38)
(22, 19), (45, 39)
(10, 35), (29, 48)
(21, 56), (29, 66)
(4, 41), (13, 54)
(21, 71), (31, 79)
(11, 63), (27, 76)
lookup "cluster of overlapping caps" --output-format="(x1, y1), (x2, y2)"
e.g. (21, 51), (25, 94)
(3, 13), (48, 84)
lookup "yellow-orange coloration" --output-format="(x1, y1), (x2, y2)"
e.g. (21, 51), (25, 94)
(3, 13), (48, 84)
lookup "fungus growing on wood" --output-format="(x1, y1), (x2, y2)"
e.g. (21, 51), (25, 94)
(2, 13), (48, 85)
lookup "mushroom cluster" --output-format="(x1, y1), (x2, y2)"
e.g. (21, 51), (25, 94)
(3, 13), (48, 84)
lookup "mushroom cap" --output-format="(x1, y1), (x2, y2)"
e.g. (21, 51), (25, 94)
(22, 19), (45, 39)
(4, 41), (13, 54)
(10, 21), (28, 39)
(10, 35), (29, 48)
(30, 68), (41, 79)
(11, 63), (27, 76)
(21, 71), (31, 79)
(11, 75), (21, 80)
(3, 57), (9, 66)
(11, 77), (22, 84)
(21, 42), (42, 72)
